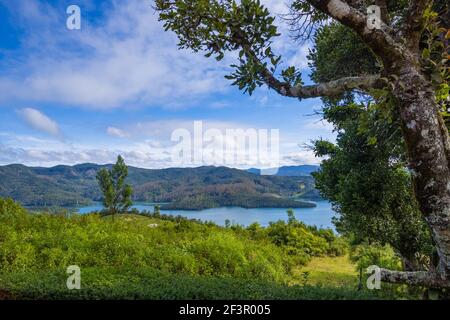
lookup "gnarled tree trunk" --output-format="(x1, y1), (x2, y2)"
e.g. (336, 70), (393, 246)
(306, 0), (450, 289)
(383, 61), (450, 287)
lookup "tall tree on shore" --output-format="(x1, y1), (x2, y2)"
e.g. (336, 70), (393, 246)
(96, 155), (133, 220)
(155, 0), (450, 287)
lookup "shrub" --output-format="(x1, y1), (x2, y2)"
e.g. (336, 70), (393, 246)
(0, 200), (296, 283)
(350, 243), (402, 271)
(0, 268), (394, 300)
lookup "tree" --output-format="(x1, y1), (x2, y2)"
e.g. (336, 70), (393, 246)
(155, 0), (450, 287)
(313, 103), (433, 271)
(96, 155), (133, 220)
(307, 22), (433, 271)
(154, 204), (161, 217)
(287, 208), (296, 225)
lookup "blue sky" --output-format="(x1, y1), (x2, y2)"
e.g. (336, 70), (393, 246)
(0, 0), (335, 168)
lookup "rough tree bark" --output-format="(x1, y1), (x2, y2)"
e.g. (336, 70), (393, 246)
(391, 62), (450, 286)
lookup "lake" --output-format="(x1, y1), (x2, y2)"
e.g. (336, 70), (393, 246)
(77, 201), (337, 230)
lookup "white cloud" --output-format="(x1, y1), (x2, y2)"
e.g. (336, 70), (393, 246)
(0, 0), (232, 109)
(305, 118), (334, 131)
(0, 1), (326, 168)
(106, 126), (130, 138)
(0, 117), (325, 167)
(17, 108), (60, 136)
(282, 150), (321, 165)
(0, 0), (315, 109)
(0, 141), (172, 168)
(121, 119), (253, 140)
(288, 43), (312, 70)
(0, 142), (322, 168)
(261, 0), (289, 15)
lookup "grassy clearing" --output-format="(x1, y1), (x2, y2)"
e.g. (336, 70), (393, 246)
(292, 255), (358, 287)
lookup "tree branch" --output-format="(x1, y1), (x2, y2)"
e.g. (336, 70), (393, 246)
(403, 0), (431, 48)
(304, 0), (406, 63)
(241, 41), (384, 98)
(381, 268), (450, 288)
(345, 0), (365, 11)
(290, 75), (385, 98)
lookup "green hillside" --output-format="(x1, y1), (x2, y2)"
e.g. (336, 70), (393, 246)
(0, 198), (401, 300)
(0, 164), (319, 209)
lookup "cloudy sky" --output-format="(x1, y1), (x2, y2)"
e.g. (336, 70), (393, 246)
(0, 0), (335, 168)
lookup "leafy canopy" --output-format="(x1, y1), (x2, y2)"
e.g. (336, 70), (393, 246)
(155, 0), (302, 95)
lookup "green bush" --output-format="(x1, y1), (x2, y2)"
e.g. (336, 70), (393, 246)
(348, 243), (417, 299)
(265, 220), (346, 259)
(349, 243), (402, 271)
(0, 199), (295, 283)
(327, 237), (349, 257)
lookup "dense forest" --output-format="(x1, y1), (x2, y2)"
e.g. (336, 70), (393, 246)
(0, 164), (320, 209)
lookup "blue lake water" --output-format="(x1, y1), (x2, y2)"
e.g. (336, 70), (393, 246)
(77, 201), (337, 230)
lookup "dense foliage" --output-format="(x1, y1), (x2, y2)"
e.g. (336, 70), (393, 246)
(0, 198), (342, 277)
(307, 22), (379, 106)
(0, 198), (413, 299)
(0, 198), (365, 299)
(308, 22), (433, 271)
(312, 104), (433, 270)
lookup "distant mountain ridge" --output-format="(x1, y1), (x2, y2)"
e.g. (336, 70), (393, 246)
(247, 165), (320, 177)
(0, 163), (321, 209)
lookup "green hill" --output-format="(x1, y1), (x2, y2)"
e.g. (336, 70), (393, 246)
(0, 164), (319, 209)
